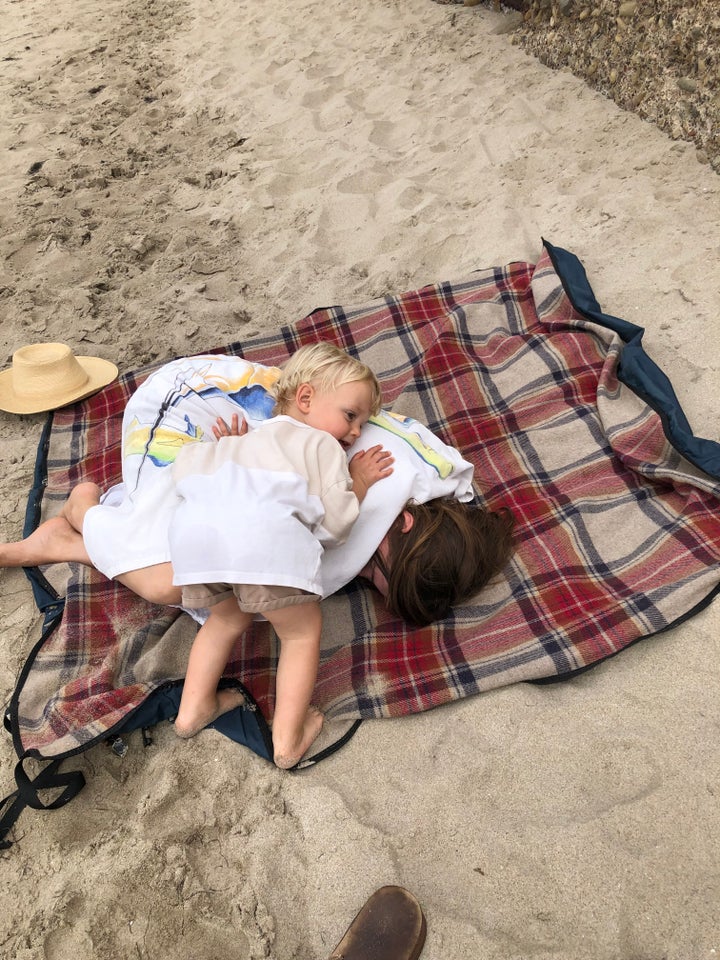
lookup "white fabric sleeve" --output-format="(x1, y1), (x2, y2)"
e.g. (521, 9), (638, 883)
(319, 410), (475, 596)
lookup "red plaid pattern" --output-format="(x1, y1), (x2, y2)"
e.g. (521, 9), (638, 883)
(15, 245), (720, 757)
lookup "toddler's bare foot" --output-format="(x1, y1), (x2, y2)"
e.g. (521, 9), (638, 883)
(273, 706), (324, 769)
(0, 515), (91, 568)
(174, 687), (246, 739)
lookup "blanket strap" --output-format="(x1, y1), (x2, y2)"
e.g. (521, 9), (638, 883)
(292, 719), (363, 770)
(0, 754), (86, 849)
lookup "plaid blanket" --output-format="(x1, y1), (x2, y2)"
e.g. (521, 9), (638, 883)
(12, 241), (720, 760)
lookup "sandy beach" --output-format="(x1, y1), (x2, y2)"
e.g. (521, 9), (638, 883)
(1, 1), (719, 957)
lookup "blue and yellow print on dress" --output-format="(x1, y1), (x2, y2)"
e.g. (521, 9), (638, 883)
(124, 357), (280, 468)
(369, 411), (455, 479)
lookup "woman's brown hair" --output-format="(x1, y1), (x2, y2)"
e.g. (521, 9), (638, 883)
(382, 498), (515, 627)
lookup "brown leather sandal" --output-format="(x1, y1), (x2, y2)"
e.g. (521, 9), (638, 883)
(327, 885), (427, 960)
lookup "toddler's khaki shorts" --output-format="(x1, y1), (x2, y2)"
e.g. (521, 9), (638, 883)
(181, 582), (319, 613)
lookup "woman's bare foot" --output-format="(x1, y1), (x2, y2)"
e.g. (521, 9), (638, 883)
(0, 515), (91, 568)
(0, 481), (103, 569)
(174, 686), (246, 739)
(273, 706), (324, 769)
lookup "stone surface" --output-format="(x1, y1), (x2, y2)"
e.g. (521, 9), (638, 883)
(515, 0), (720, 173)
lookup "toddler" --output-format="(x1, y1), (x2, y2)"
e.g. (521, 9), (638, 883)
(169, 343), (393, 767)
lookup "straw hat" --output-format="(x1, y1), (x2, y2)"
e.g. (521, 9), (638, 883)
(0, 343), (119, 414)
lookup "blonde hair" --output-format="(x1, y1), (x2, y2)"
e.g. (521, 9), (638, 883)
(273, 342), (382, 416)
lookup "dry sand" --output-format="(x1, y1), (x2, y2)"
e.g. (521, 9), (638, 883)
(1, 1), (720, 957)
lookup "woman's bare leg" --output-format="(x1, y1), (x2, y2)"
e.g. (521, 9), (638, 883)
(116, 563), (181, 605)
(174, 596), (250, 738)
(60, 481), (102, 533)
(267, 601), (324, 769)
(0, 480), (101, 569)
(0, 515), (91, 568)
(61, 483), (182, 603)
(0, 481), (182, 606)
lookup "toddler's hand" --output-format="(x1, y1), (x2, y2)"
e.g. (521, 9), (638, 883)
(349, 444), (394, 502)
(212, 413), (247, 441)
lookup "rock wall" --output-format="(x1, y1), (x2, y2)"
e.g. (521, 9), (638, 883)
(515, 0), (720, 172)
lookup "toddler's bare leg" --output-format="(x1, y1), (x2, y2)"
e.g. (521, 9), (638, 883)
(267, 601), (324, 769)
(175, 596), (250, 738)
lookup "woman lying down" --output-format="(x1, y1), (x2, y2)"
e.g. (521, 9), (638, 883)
(1, 346), (514, 767)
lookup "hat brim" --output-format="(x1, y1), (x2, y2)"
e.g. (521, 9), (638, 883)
(0, 356), (119, 415)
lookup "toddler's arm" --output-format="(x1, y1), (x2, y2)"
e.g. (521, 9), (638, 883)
(212, 413), (248, 440)
(349, 444), (394, 503)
